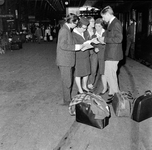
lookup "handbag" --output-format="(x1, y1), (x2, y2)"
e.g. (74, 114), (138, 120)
(44, 36), (47, 41)
(49, 35), (53, 41)
(76, 102), (110, 129)
(70, 93), (110, 129)
(132, 90), (152, 122)
(112, 91), (134, 117)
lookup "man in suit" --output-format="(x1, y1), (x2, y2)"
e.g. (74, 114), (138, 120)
(56, 13), (85, 105)
(99, 6), (123, 103)
(126, 18), (136, 59)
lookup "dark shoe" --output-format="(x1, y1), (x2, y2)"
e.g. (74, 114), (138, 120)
(77, 91), (84, 94)
(108, 94), (114, 97)
(106, 95), (114, 104)
(82, 88), (91, 93)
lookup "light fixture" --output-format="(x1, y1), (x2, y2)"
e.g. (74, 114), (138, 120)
(65, 1), (68, 5)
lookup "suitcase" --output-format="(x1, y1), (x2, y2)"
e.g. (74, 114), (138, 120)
(131, 90), (152, 122)
(112, 91), (134, 117)
(76, 102), (110, 129)
(69, 93), (110, 129)
(11, 44), (20, 50)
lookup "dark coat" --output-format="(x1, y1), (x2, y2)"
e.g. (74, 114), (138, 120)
(56, 24), (75, 67)
(104, 18), (123, 61)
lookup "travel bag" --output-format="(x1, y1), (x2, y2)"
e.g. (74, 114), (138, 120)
(69, 93), (110, 129)
(112, 91), (134, 117)
(11, 44), (20, 50)
(75, 102), (110, 129)
(131, 90), (152, 122)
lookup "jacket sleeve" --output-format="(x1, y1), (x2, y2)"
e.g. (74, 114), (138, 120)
(58, 28), (75, 51)
(104, 22), (123, 44)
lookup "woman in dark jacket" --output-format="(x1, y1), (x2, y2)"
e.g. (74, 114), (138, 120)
(72, 17), (93, 94)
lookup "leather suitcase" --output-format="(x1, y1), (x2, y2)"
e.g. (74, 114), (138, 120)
(76, 102), (110, 129)
(112, 92), (134, 117)
(131, 90), (152, 122)
(11, 44), (20, 50)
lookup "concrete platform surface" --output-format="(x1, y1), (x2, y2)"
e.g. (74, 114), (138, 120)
(0, 42), (151, 150)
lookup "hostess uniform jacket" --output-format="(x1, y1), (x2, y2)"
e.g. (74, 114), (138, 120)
(56, 24), (76, 67)
(104, 18), (123, 61)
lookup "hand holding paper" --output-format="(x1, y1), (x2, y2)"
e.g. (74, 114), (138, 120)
(81, 42), (93, 51)
(98, 37), (106, 44)
(94, 47), (99, 53)
(91, 38), (100, 44)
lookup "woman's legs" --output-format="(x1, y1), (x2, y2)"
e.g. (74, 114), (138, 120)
(82, 76), (89, 91)
(101, 75), (108, 93)
(75, 77), (83, 93)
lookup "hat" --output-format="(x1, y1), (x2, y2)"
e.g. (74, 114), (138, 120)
(95, 18), (104, 24)
(80, 16), (89, 26)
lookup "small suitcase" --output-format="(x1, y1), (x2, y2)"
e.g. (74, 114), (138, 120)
(76, 102), (110, 129)
(11, 44), (20, 50)
(131, 90), (152, 122)
(112, 91), (134, 117)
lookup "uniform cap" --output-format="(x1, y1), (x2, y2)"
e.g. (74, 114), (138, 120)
(80, 16), (89, 26)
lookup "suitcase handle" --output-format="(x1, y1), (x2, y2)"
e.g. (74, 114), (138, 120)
(144, 90), (152, 96)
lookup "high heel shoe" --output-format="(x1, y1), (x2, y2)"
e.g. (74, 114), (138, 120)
(77, 91), (84, 94)
(82, 88), (92, 93)
(99, 89), (108, 96)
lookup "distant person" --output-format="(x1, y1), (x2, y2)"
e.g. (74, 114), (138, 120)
(125, 18), (136, 59)
(44, 26), (51, 41)
(56, 13), (88, 105)
(35, 26), (42, 44)
(100, 6), (123, 103)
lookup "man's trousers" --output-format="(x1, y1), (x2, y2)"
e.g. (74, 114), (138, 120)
(103, 61), (120, 95)
(59, 66), (73, 103)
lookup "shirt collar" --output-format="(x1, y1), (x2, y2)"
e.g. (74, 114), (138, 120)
(95, 28), (105, 37)
(109, 16), (115, 25)
(65, 23), (71, 30)
(73, 28), (84, 39)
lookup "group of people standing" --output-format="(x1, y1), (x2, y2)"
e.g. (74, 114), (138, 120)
(56, 6), (123, 105)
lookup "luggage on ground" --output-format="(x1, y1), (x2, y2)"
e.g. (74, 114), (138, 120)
(69, 93), (110, 129)
(112, 91), (134, 117)
(11, 44), (20, 50)
(131, 90), (152, 122)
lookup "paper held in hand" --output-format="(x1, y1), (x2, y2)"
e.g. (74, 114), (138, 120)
(81, 42), (93, 51)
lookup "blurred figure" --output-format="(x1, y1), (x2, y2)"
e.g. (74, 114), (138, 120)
(44, 26), (51, 41)
(30, 24), (36, 42)
(125, 18), (136, 59)
(35, 26), (42, 44)
(100, 6), (123, 103)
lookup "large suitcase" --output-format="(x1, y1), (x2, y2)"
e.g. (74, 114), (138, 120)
(69, 93), (110, 129)
(112, 91), (134, 117)
(11, 44), (20, 50)
(76, 102), (110, 129)
(131, 90), (152, 122)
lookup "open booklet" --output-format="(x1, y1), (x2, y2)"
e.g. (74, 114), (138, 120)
(81, 38), (100, 51)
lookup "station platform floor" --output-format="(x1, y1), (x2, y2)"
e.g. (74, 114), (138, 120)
(0, 41), (151, 150)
